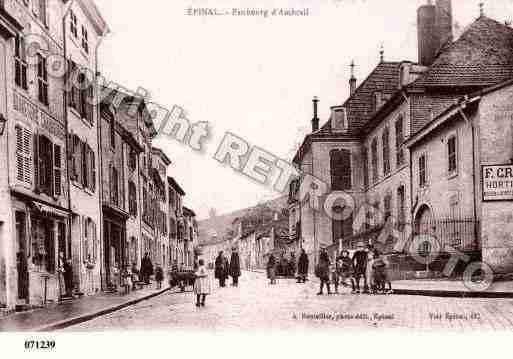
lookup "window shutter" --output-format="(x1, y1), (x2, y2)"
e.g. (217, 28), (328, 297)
(81, 141), (88, 188)
(33, 134), (40, 191)
(15, 126), (24, 182)
(53, 144), (62, 196)
(92, 221), (97, 263)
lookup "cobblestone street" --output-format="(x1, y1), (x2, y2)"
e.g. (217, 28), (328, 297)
(67, 271), (513, 331)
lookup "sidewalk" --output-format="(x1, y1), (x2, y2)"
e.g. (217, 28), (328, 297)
(0, 284), (170, 332)
(249, 268), (513, 298)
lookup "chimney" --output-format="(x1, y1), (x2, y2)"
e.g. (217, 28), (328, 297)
(435, 0), (453, 50)
(349, 60), (357, 96)
(417, 0), (453, 67)
(311, 96), (319, 132)
(417, 1), (437, 66)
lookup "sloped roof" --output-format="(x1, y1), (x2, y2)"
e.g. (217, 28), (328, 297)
(414, 16), (513, 88)
(320, 62), (403, 135)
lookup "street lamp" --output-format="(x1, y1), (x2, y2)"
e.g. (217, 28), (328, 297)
(0, 114), (6, 136)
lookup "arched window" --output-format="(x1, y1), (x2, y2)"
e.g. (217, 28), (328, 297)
(330, 149), (352, 191)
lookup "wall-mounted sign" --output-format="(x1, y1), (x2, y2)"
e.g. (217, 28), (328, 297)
(482, 164), (513, 201)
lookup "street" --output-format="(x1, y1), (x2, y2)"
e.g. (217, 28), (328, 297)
(67, 271), (513, 331)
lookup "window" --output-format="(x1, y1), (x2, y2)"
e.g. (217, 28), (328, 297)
(384, 193), (392, 221)
(371, 138), (378, 183)
(129, 182), (137, 216)
(169, 190), (175, 210)
(81, 142), (88, 189)
(110, 166), (119, 206)
(14, 35), (27, 89)
(363, 147), (369, 189)
(68, 62), (94, 123)
(83, 217), (98, 263)
(448, 135), (457, 174)
(35, 135), (53, 196)
(330, 149), (352, 191)
(129, 149), (137, 172)
(31, 216), (55, 273)
(70, 10), (78, 38)
(38, 0), (47, 26)
(397, 186), (405, 225)
(110, 117), (116, 148)
(419, 154), (427, 188)
(37, 54), (49, 105)
(81, 26), (89, 53)
(15, 125), (32, 186)
(383, 128), (390, 176)
(395, 116), (404, 166)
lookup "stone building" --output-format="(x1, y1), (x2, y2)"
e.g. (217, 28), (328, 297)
(66, 0), (108, 297)
(183, 206), (197, 268)
(290, 1), (513, 275)
(0, 0), (70, 310)
(168, 176), (185, 265)
(151, 148), (171, 269)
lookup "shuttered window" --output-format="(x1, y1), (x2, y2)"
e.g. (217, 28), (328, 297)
(81, 141), (88, 189)
(70, 10), (78, 38)
(81, 26), (89, 53)
(396, 116), (404, 167)
(129, 181), (137, 216)
(37, 135), (53, 196)
(15, 125), (32, 186)
(371, 138), (378, 184)
(330, 149), (352, 191)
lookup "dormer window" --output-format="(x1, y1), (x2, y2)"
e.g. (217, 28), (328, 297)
(331, 107), (348, 132)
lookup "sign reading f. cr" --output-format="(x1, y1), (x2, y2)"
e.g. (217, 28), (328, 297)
(482, 164), (513, 201)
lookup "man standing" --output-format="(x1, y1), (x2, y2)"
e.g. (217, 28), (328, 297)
(352, 242), (369, 294)
(229, 247), (241, 287)
(297, 249), (309, 283)
(316, 247), (331, 295)
(63, 259), (74, 297)
(267, 253), (277, 285)
(215, 251), (228, 287)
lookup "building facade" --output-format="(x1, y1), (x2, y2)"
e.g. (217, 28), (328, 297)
(290, 1), (513, 275)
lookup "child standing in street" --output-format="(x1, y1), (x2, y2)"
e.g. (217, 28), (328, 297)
(194, 259), (211, 307)
(122, 266), (132, 295)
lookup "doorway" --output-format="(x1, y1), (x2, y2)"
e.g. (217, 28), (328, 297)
(15, 212), (28, 301)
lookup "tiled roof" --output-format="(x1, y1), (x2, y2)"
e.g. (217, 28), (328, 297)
(318, 62), (403, 136)
(410, 94), (461, 135)
(413, 16), (513, 87)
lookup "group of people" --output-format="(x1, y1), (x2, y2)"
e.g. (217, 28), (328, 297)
(213, 249), (242, 288)
(118, 253), (165, 294)
(266, 249), (309, 285)
(316, 242), (393, 295)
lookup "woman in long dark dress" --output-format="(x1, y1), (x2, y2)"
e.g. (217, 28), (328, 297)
(267, 253), (277, 285)
(229, 248), (241, 287)
(297, 249), (309, 283)
(215, 251), (228, 287)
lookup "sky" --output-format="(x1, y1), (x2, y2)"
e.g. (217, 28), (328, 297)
(93, 0), (513, 220)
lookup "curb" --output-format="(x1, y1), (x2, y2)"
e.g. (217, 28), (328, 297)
(34, 287), (171, 332)
(392, 288), (513, 299)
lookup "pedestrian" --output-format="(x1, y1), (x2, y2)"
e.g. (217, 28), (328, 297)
(352, 242), (368, 294)
(194, 259), (211, 307)
(366, 245), (375, 293)
(289, 253), (297, 278)
(215, 251), (228, 287)
(372, 250), (392, 294)
(155, 263), (164, 289)
(63, 258), (74, 297)
(297, 249), (309, 283)
(315, 247), (331, 295)
(140, 253), (153, 284)
(229, 247), (241, 287)
(331, 252), (341, 294)
(339, 250), (356, 293)
(122, 266), (132, 295)
(131, 262), (139, 290)
(267, 253), (277, 285)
